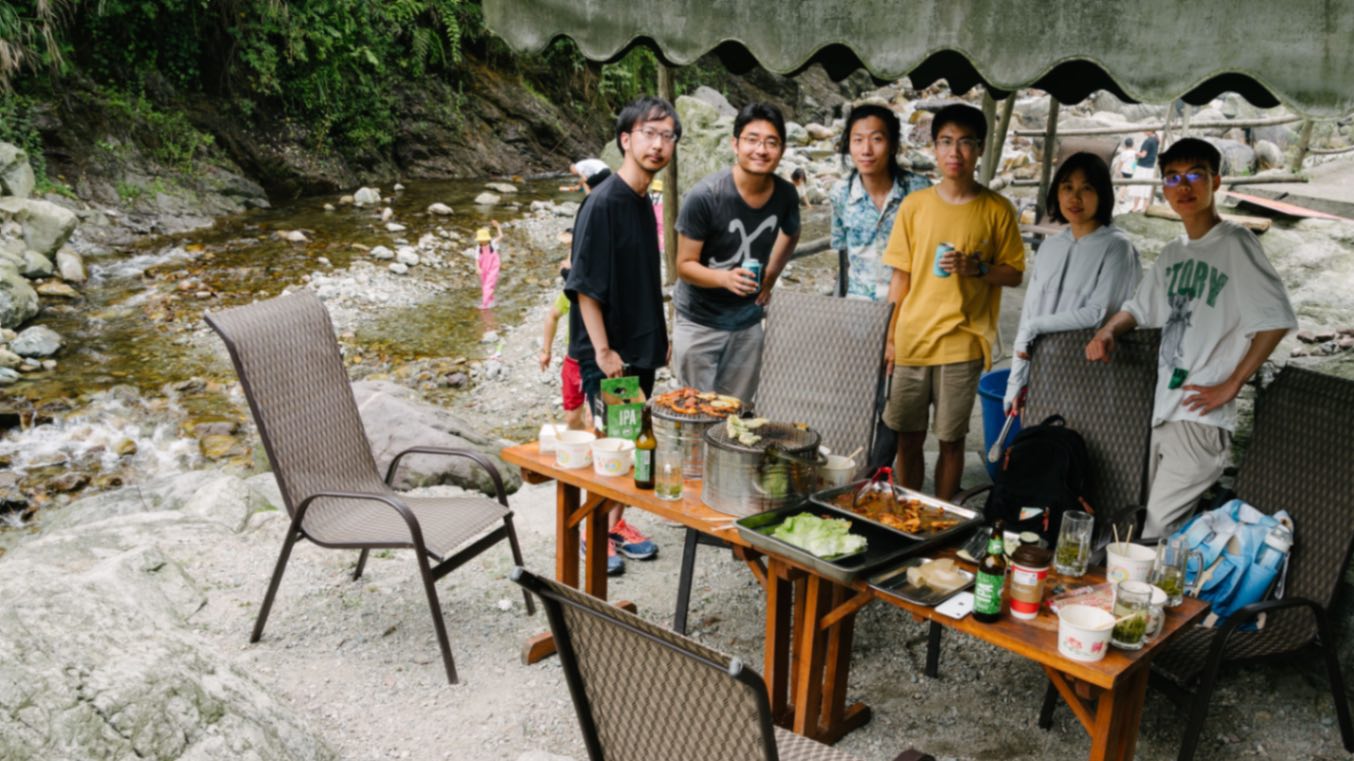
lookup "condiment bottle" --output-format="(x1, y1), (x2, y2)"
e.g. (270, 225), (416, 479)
(974, 520), (1008, 624)
(633, 407), (655, 490)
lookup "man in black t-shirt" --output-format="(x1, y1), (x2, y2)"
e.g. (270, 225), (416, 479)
(1130, 130), (1161, 213)
(673, 103), (801, 405)
(564, 95), (682, 573)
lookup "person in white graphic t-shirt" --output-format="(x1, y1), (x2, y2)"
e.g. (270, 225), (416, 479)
(1085, 138), (1297, 540)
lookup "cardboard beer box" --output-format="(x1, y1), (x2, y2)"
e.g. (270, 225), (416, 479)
(599, 376), (646, 440)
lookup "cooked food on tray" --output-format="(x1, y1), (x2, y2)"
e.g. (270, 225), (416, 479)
(725, 415), (768, 446)
(770, 513), (867, 559)
(905, 558), (969, 594)
(652, 387), (743, 418)
(830, 489), (963, 535)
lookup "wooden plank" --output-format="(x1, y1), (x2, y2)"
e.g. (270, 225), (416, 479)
(818, 588), (873, 631)
(765, 558), (794, 726)
(792, 573), (831, 739)
(555, 482), (579, 589)
(1012, 114), (1302, 137)
(1221, 189), (1351, 221)
(1045, 667), (1096, 734)
(583, 498), (609, 599)
(1145, 203), (1271, 233)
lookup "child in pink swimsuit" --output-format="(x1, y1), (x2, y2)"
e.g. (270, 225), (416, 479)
(475, 220), (503, 309)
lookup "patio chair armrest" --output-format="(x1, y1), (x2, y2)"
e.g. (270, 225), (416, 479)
(295, 489), (429, 551)
(383, 446), (508, 505)
(889, 750), (936, 761)
(1216, 595), (1325, 637)
(952, 484), (991, 511)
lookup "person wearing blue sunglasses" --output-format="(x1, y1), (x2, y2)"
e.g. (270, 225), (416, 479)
(1085, 138), (1296, 541)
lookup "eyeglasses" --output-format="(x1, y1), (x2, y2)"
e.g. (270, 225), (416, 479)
(935, 137), (981, 153)
(632, 127), (679, 144)
(739, 135), (783, 151)
(1162, 170), (1208, 187)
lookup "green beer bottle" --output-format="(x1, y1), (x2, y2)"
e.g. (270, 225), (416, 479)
(973, 520), (1007, 623)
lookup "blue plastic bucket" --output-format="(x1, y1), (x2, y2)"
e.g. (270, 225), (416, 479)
(977, 368), (1020, 480)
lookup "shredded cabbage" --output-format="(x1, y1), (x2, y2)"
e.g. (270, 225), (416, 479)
(771, 514), (867, 558)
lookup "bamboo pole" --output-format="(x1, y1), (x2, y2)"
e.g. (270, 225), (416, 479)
(981, 96), (1015, 187)
(1012, 114), (1302, 137)
(1289, 119), (1314, 174)
(1035, 97), (1060, 222)
(658, 64), (679, 287)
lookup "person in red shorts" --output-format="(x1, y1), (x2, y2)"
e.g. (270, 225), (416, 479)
(540, 229), (591, 430)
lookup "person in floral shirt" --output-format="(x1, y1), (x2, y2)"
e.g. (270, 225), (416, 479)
(830, 103), (931, 301)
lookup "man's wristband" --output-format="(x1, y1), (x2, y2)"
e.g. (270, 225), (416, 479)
(976, 260), (990, 278)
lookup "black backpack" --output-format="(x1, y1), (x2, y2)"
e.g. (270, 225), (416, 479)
(983, 414), (1092, 542)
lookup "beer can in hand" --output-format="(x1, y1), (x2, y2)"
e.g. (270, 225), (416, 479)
(933, 242), (956, 278)
(743, 259), (763, 291)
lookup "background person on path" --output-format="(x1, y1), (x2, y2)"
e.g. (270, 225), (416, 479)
(880, 103), (1025, 501)
(569, 158), (610, 194)
(1086, 138), (1296, 540)
(1128, 129), (1160, 213)
(541, 229), (590, 431)
(1004, 152), (1141, 409)
(565, 95), (682, 573)
(475, 220), (503, 310)
(673, 103), (800, 406)
(829, 103), (930, 471)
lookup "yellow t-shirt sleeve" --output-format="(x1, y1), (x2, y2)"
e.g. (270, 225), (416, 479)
(881, 201), (912, 272)
(992, 196), (1026, 271)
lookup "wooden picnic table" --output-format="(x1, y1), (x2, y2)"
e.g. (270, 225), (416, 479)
(501, 441), (1208, 761)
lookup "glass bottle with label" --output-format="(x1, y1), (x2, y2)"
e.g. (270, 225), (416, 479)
(974, 520), (1008, 623)
(633, 407), (655, 490)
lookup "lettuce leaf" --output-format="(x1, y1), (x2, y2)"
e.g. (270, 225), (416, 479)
(771, 514), (868, 558)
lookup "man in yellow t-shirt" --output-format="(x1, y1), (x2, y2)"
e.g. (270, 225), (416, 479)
(881, 104), (1025, 500)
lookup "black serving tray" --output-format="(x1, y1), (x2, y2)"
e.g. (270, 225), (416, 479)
(736, 501), (946, 585)
(810, 481), (982, 544)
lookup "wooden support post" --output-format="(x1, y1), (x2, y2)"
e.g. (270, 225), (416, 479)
(979, 90), (997, 181)
(1035, 97), (1061, 223)
(1290, 119), (1314, 174)
(658, 64), (680, 286)
(981, 96), (1015, 187)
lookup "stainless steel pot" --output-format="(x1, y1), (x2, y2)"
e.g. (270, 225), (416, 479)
(701, 422), (822, 517)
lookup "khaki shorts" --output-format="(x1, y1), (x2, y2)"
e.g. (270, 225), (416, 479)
(883, 360), (983, 442)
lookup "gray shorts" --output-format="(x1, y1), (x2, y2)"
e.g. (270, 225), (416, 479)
(671, 315), (764, 405)
(883, 360), (983, 442)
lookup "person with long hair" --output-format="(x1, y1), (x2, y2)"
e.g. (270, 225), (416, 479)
(1004, 152), (1142, 408)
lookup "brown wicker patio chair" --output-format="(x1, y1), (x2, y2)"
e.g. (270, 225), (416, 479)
(1147, 366), (1354, 761)
(206, 289), (533, 685)
(513, 566), (933, 761)
(673, 290), (893, 634)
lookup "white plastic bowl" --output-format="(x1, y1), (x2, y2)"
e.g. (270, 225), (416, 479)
(591, 437), (635, 477)
(555, 430), (596, 470)
(1057, 604), (1116, 662)
(820, 455), (856, 488)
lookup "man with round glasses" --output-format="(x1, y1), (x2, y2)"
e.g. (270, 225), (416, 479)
(1086, 138), (1296, 540)
(672, 102), (801, 405)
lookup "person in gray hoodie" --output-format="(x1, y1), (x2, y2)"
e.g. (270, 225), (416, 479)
(1004, 153), (1141, 408)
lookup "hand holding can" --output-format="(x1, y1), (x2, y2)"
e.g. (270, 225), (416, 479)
(933, 242), (956, 278)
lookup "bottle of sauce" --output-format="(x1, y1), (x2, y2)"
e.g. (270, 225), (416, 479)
(633, 407), (656, 489)
(973, 520), (1007, 623)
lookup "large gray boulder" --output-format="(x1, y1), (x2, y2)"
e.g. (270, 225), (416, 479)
(1204, 137), (1257, 175)
(0, 197), (78, 259)
(56, 247), (87, 282)
(10, 324), (62, 357)
(691, 85), (736, 118)
(0, 268), (39, 329)
(351, 380), (522, 494)
(0, 471), (336, 761)
(0, 142), (35, 199)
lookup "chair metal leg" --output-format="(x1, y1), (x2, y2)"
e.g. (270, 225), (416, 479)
(1314, 609), (1354, 750)
(503, 514), (535, 615)
(416, 547), (458, 684)
(1037, 679), (1058, 729)
(674, 528), (701, 635)
(251, 529), (301, 643)
(1178, 640), (1230, 761)
(924, 620), (942, 678)
(353, 549), (369, 580)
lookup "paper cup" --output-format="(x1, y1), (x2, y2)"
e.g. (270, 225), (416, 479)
(1106, 542), (1155, 584)
(591, 437), (635, 477)
(820, 455), (856, 488)
(1057, 604), (1116, 662)
(1008, 559), (1050, 620)
(538, 423), (566, 453)
(554, 430), (596, 469)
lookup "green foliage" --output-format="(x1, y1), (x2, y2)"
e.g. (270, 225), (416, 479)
(0, 91), (48, 182)
(102, 89), (215, 171)
(599, 47), (659, 105)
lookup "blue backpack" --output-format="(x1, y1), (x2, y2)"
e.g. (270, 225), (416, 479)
(1170, 499), (1294, 630)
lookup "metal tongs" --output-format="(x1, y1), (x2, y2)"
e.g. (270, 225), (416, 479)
(853, 466), (895, 509)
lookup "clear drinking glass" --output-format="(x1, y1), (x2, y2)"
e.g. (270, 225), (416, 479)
(1111, 581), (1152, 650)
(1152, 536), (1203, 607)
(654, 447), (684, 501)
(1053, 510), (1094, 577)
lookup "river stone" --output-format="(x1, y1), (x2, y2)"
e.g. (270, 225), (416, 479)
(485, 182), (518, 194)
(36, 280), (79, 299)
(1255, 139), (1284, 170)
(10, 325), (62, 357)
(370, 245), (394, 260)
(1204, 138), (1256, 175)
(0, 141), (35, 199)
(19, 250), (53, 278)
(385, 222), (406, 233)
(473, 192), (500, 206)
(388, 262), (409, 275)
(0, 348), (19, 368)
(277, 229), (307, 243)
(805, 122), (835, 141)
(691, 85), (736, 117)
(199, 433), (249, 460)
(56, 247), (86, 282)
(0, 197), (78, 259)
(351, 380), (521, 494)
(395, 247), (420, 266)
(380, 206), (394, 222)
(0, 268), (38, 329)
(786, 121), (810, 146)
(427, 202), (453, 216)
(0, 367), (17, 385)
(352, 186), (381, 206)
